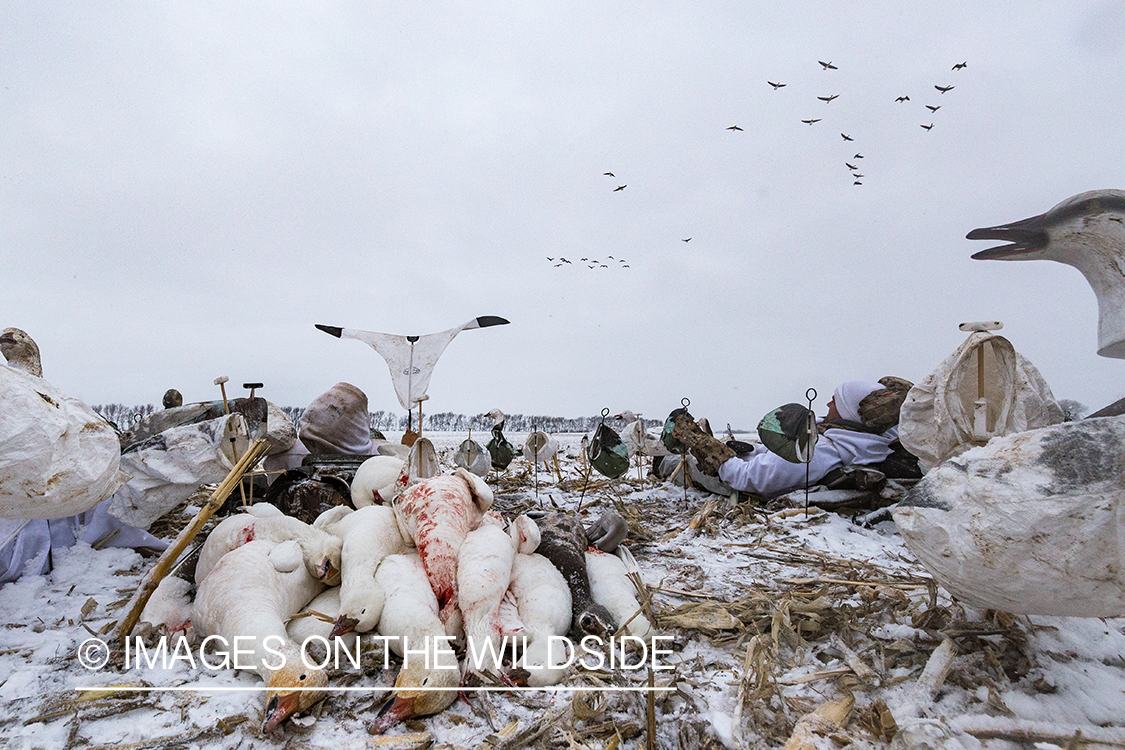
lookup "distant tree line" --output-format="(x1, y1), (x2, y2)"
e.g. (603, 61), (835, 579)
(92, 404), (662, 435)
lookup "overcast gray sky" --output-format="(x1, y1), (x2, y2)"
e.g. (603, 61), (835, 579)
(4, 2), (1125, 428)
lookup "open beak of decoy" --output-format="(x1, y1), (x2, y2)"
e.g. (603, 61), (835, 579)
(967, 211), (1050, 260)
(262, 691), (301, 734)
(330, 614), (359, 639)
(367, 693), (417, 735)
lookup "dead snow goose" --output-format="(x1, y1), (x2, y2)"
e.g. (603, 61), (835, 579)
(195, 504), (342, 586)
(586, 546), (654, 639)
(506, 550), (572, 686)
(532, 512), (616, 640)
(369, 552), (460, 734)
(392, 468), (493, 632)
(457, 514), (538, 677)
(193, 539), (328, 732)
(350, 455), (407, 507)
(329, 504), (406, 637)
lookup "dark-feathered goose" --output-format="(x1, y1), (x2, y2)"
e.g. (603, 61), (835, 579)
(968, 189), (1125, 358)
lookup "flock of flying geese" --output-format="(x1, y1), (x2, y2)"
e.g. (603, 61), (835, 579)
(547, 58), (971, 267)
(754, 59), (969, 186)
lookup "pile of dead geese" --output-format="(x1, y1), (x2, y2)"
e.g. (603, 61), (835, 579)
(143, 462), (652, 734)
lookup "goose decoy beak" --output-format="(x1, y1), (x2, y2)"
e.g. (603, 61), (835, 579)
(967, 212), (1050, 260)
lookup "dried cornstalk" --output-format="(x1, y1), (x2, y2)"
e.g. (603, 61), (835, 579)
(369, 732), (434, 750)
(829, 633), (879, 686)
(956, 717), (1125, 748)
(113, 438), (269, 642)
(781, 695), (854, 750)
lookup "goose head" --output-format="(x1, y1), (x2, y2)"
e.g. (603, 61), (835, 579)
(0, 327), (42, 377)
(304, 535), (343, 586)
(575, 602), (617, 640)
(332, 582), (383, 637)
(262, 658), (329, 733)
(367, 654), (459, 734)
(968, 189), (1125, 358)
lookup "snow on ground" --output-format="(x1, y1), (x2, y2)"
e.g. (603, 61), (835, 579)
(1, 432), (1123, 750)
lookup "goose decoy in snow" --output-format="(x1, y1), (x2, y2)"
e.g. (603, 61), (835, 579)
(522, 431), (559, 469)
(350, 455), (407, 507)
(818, 60), (837, 70)
(314, 317), (509, 416)
(505, 551), (572, 686)
(453, 436), (491, 477)
(330, 505), (407, 637)
(0, 327), (42, 377)
(817, 94), (838, 103)
(584, 509), (628, 552)
(531, 512), (616, 640)
(768, 81), (786, 89)
(195, 504), (342, 586)
(935, 84), (954, 93)
(586, 547), (654, 639)
(193, 540), (328, 732)
(967, 189), (1125, 358)
(457, 515), (539, 676)
(368, 553), (460, 734)
(392, 468), (493, 631)
(893, 417), (1125, 617)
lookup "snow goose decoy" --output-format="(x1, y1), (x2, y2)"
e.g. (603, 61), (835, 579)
(193, 539), (328, 732)
(0, 327), (42, 377)
(453, 435), (491, 477)
(531, 512), (616, 639)
(329, 504), (407, 637)
(392, 468), (493, 632)
(968, 189), (1125, 358)
(369, 552), (460, 734)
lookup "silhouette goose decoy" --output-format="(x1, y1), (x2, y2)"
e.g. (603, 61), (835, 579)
(613, 185), (627, 191)
(801, 118), (821, 125)
(967, 189), (1125, 358)
(895, 96), (910, 103)
(926, 105), (941, 112)
(921, 123), (934, 130)
(818, 94), (839, 103)
(841, 133), (854, 141)
(952, 61), (967, 70)
(726, 125), (743, 131)
(768, 81), (786, 89)
(935, 85), (954, 93)
(818, 60), (837, 70)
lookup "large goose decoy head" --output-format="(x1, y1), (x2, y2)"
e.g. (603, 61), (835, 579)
(968, 189), (1125, 358)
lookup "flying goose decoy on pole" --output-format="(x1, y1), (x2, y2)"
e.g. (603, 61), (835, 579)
(967, 189), (1125, 359)
(315, 316), (510, 428)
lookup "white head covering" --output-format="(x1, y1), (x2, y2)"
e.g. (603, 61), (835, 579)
(833, 380), (883, 424)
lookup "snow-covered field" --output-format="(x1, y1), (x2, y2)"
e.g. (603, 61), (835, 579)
(1, 432), (1123, 750)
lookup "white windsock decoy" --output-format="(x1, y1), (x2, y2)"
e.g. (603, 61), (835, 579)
(314, 317), (510, 414)
(968, 189), (1125, 358)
